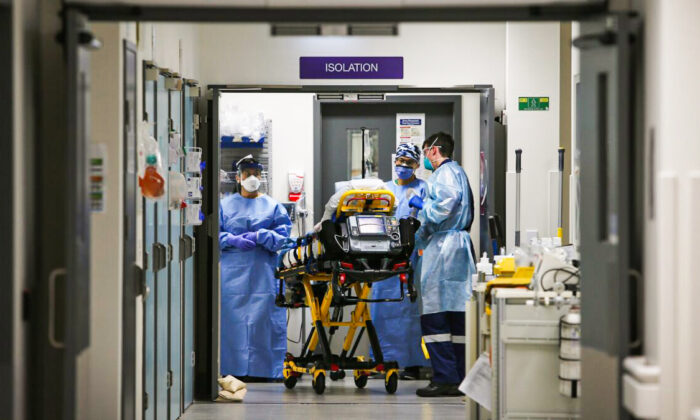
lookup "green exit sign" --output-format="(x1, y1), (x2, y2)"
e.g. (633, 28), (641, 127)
(519, 97), (549, 111)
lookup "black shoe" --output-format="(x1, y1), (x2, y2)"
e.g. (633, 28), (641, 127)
(447, 384), (464, 396)
(416, 382), (455, 397)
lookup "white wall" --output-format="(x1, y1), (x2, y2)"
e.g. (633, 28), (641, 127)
(504, 22), (561, 250)
(141, 23), (201, 80)
(644, 1), (700, 419)
(198, 23), (507, 111)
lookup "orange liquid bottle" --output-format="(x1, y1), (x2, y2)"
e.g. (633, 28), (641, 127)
(139, 155), (165, 199)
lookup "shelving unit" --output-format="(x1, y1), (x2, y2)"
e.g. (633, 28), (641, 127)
(219, 119), (272, 195)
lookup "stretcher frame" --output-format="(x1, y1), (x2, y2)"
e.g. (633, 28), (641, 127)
(276, 189), (415, 395)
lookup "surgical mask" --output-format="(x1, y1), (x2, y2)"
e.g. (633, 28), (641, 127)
(422, 137), (440, 171)
(241, 175), (261, 192)
(395, 165), (414, 180)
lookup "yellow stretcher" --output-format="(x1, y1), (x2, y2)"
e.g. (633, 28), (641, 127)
(275, 189), (419, 395)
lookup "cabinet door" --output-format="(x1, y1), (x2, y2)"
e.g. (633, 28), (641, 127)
(142, 68), (157, 420)
(168, 86), (183, 420)
(155, 72), (170, 420)
(122, 39), (139, 420)
(182, 84), (197, 409)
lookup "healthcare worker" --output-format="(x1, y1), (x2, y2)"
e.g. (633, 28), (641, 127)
(371, 143), (429, 380)
(408, 132), (476, 397)
(219, 156), (292, 380)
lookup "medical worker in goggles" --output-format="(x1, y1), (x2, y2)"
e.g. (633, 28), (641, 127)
(371, 143), (429, 380)
(219, 156), (292, 380)
(408, 132), (476, 397)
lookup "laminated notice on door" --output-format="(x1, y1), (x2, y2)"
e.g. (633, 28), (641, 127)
(396, 113), (429, 180)
(459, 352), (492, 411)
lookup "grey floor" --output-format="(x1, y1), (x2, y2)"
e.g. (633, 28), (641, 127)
(181, 378), (466, 420)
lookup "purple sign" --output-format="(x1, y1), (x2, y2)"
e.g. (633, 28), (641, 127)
(300, 57), (404, 79)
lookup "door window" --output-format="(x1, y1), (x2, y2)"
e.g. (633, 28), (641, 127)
(347, 128), (379, 179)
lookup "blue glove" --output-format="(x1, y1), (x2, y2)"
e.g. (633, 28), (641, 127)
(226, 234), (256, 250)
(408, 195), (424, 210)
(242, 232), (258, 243)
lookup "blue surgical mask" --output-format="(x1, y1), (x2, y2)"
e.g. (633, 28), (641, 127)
(395, 165), (414, 180)
(423, 157), (434, 171)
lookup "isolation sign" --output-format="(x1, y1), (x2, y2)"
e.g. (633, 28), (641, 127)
(300, 57), (404, 79)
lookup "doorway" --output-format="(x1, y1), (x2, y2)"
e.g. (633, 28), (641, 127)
(204, 88), (490, 387)
(317, 96), (462, 220)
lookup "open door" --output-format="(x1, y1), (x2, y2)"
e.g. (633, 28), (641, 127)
(63, 9), (100, 419)
(31, 8), (100, 420)
(576, 13), (643, 420)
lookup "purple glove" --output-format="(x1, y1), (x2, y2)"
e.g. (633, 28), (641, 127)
(226, 234), (256, 250)
(242, 232), (258, 243)
(408, 195), (424, 210)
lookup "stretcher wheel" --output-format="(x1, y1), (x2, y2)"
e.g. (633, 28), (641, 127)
(354, 374), (368, 389)
(330, 370), (346, 381)
(284, 376), (298, 389)
(385, 371), (398, 394)
(312, 372), (326, 395)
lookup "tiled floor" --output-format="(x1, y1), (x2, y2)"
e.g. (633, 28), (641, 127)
(181, 378), (466, 420)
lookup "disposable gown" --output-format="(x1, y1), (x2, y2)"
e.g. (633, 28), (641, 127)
(370, 178), (429, 368)
(219, 193), (291, 378)
(415, 161), (476, 315)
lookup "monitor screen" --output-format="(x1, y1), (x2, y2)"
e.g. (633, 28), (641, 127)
(357, 216), (386, 235)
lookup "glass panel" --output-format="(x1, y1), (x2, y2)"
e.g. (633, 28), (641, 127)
(347, 128), (379, 179)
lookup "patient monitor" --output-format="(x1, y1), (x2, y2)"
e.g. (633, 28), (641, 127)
(345, 214), (402, 254)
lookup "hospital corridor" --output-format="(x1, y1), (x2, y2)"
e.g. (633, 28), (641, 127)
(4, 1), (700, 420)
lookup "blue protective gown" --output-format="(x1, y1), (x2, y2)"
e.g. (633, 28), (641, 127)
(219, 193), (291, 378)
(415, 161), (476, 315)
(370, 178), (429, 368)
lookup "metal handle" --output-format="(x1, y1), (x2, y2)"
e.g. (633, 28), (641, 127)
(48, 268), (67, 349)
(558, 148), (566, 234)
(515, 149), (522, 247)
(558, 147), (565, 172)
(361, 127), (369, 179)
(572, 31), (617, 50)
(628, 269), (643, 351)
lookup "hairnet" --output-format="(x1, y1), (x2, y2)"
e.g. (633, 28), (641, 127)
(396, 142), (421, 163)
